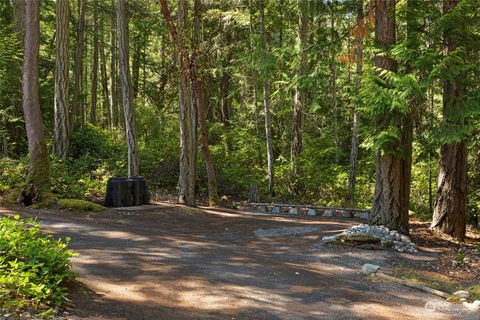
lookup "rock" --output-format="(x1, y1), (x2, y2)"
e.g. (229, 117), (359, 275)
(289, 207), (300, 215)
(463, 300), (480, 312)
(360, 212), (370, 220)
(271, 206), (281, 214)
(307, 208), (317, 216)
(257, 205), (268, 212)
(322, 235), (339, 243)
(323, 210), (333, 217)
(453, 290), (470, 299)
(342, 211), (354, 218)
(400, 235), (411, 243)
(362, 263), (380, 275)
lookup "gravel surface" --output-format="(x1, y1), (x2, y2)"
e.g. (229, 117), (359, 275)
(1, 206), (478, 320)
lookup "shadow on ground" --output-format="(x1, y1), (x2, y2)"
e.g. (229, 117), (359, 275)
(0, 206), (473, 320)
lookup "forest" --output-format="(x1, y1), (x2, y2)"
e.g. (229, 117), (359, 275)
(3, 0), (480, 228)
(1, 0), (480, 239)
(1, 0), (480, 318)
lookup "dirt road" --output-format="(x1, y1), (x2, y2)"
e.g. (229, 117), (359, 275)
(2, 205), (477, 320)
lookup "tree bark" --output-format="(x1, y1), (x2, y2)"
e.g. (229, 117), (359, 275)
(370, 0), (411, 235)
(192, 0), (218, 206)
(117, 0), (139, 177)
(159, 0), (197, 206)
(431, 0), (466, 241)
(347, 0), (363, 206)
(291, 0), (308, 177)
(12, 0), (25, 46)
(99, 12), (112, 127)
(330, 1), (339, 165)
(110, 0), (119, 128)
(72, 0), (85, 131)
(259, 0), (274, 196)
(22, 0), (50, 194)
(53, 0), (70, 158)
(90, 0), (99, 124)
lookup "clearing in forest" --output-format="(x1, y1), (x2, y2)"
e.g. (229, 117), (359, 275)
(1, 205), (479, 320)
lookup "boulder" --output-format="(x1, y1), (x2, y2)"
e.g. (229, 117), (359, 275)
(289, 207), (300, 215)
(362, 263), (380, 275)
(453, 290), (470, 299)
(307, 208), (317, 216)
(271, 206), (281, 214)
(323, 210), (333, 217)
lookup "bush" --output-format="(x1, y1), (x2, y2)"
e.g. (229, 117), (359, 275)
(0, 215), (76, 313)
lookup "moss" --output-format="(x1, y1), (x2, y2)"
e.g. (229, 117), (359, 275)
(57, 199), (105, 212)
(468, 284), (480, 300)
(447, 295), (461, 303)
(30, 192), (59, 209)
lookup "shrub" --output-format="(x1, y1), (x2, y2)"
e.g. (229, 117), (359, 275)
(0, 215), (76, 313)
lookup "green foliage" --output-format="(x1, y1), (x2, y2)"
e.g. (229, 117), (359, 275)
(0, 215), (76, 312)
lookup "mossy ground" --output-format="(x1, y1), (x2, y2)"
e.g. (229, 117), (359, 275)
(56, 199), (105, 212)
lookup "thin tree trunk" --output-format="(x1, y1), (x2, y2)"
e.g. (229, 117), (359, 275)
(132, 34), (141, 100)
(291, 0), (308, 177)
(431, 0), (466, 241)
(249, 0), (262, 165)
(259, 0), (274, 196)
(110, 0), (119, 128)
(192, 0), (218, 206)
(72, 0), (85, 131)
(330, 3), (339, 164)
(22, 0), (50, 195)
(99, 12), (112, 127)
(90, 0), (99, 124)
(347, 0), (363, 206)
(53, 0), (70, 158)
(370, 0), (411, 235)
(117, 0), (139, 177)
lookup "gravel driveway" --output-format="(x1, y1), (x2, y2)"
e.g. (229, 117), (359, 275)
(2, 205), (477, 320)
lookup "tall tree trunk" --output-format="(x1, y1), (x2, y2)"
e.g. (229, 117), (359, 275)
(117, 0), (139, 177)
(370, 0), (411, 235)
(90, 0), (99, 124)
(291, 0), (308, 177)
(72, 0), (85, 131)
(330, 2), (339, 165)
(53, 0), (70, 158)
(259, 0), (274, 196)
(192, 0), (218, 206)
(99, 12), (112, 127)
(132, 33), (141, 100)
(347, 0), (363, 206)
(431, 0), (466, 241)
(110, 0), (119, 128)
(249, 0), (262, 165)
(160, 0), (197, 206)
(22, 0), (50, 196)
(12, 0), (25, 46)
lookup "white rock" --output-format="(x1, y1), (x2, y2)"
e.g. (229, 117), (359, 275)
(453, 290), (470, 299)
(307, 208), (317, 216)
(322, 235), (339, 243)
(362, 263), (380, 275)
(463, 300), (480, 312)
(289, 207), (300, 215)
(323, 210), (333, 217)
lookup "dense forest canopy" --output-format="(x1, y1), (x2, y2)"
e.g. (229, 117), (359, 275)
(0, 0), (479, 239)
